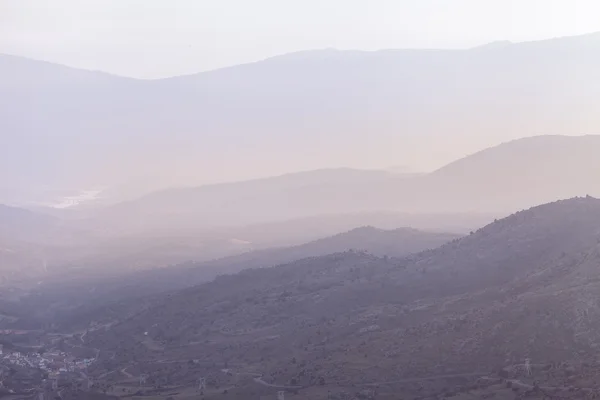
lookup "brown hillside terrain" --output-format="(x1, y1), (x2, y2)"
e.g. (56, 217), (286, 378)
(177, 226), (461, 279)
(84, 197), (600, 391)
(43, 227), (458, 328)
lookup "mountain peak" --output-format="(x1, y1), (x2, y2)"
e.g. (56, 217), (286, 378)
(454, 196), (600, 259)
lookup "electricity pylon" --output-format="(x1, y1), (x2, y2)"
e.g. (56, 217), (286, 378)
(524, 358), (532, 376)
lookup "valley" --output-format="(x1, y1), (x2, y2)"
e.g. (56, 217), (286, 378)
(3, 197), (600, 399)
(8, 319), (600, 400)
(4, 135), (600, 399)
(3, 16), (600, 400)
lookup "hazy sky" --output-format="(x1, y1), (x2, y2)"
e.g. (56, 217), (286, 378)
(2, 0), (600, 78)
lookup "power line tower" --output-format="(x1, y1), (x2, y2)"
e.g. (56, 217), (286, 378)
(524, 358), (532, 376)
(139, 374), (148, 387)
(277, 390), (285, 400)
(51, 378), (58, 390)
(197, 377), (206, 392)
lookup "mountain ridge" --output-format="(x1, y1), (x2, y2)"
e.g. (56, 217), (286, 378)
(79, 135), (600, 234)
(80, 197), (600, 392)
(6, 31), (600, 80)
(22, 225), (460, 325)
(4, 32), (600, 204)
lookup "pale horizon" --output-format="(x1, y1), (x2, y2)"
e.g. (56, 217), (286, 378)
(2, 30), (600, 80)
(5, 4), (600, 395)
(2, 0), (600, 78)
(3, 1), (600, 208)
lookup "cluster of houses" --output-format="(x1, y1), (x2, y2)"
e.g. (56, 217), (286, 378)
(0, 345), (95, 374)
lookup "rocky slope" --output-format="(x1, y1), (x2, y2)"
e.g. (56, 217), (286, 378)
(84, 197), (600, 389)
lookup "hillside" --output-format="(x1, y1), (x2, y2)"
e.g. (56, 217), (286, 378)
(132, 225), (458, 290)
(421, 135), (600, 212)
(83, 168), (406, 233)
(83, 197), (600, 396)
(0, 209), (484, 291)
(187, 226), (460, 277)
(21, 226), (458, 326)
(222, 210), (490, 244)
(3, 32), (600, 205)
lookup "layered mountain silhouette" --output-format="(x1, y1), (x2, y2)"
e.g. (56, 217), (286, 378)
(0, 204), (482, 291)
(185, 226), (460, 277)
(84, 135), (600, 232)
(85, 168), (408, 233)
(3, 32), (600, 204)
(82, 197), (600, 386)
(26, 226), (459, 324)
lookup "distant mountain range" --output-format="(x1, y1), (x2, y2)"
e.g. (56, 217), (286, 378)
(3, 32), (600, 204)
(9, 134), (600, 237)
(81, 197), (600, 390)
(4, 134), (599, 287)
(82, 135), (600, 233)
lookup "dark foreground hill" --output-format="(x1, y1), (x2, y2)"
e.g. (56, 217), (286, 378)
(84, 197), (600, 393)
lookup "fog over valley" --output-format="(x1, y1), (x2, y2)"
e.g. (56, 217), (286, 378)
(2, 2), (600, 399)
